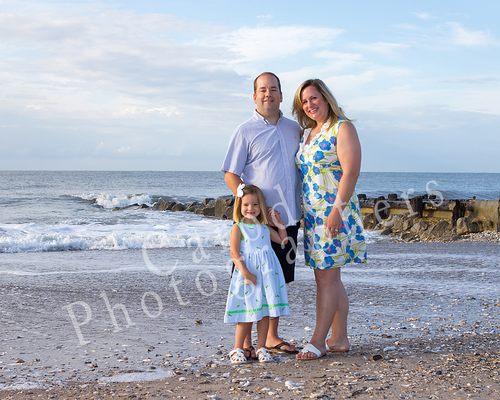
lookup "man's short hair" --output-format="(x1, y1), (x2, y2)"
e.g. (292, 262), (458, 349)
(253, 72), (282, 93)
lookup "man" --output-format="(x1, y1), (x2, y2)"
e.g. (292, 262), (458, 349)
(221, 72), (301, 355)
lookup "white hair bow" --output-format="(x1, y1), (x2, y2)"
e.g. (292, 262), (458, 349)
(236, 183), (245, 198)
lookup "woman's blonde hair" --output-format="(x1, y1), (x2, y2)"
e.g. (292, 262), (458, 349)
(233, 184), (269, 224)
(292, 78), (350, 130)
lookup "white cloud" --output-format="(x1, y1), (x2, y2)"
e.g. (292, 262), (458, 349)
(215, 25), (343, 63)
(414, 12), (433, 21)
(353, 41), (410, 55)
(448, 22), (495, 47)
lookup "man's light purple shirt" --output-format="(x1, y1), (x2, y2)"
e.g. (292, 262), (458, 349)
(221, 111), (301, 227)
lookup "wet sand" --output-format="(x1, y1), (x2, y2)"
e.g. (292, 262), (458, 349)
(0, 240), (498, 398)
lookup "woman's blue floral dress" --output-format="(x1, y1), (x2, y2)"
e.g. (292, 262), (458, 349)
(296, 119), (367, 270)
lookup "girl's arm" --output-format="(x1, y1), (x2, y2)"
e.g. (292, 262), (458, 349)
(230, 224), (256, 285)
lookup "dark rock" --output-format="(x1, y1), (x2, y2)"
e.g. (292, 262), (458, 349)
(380, 227), (392, 235)
(455, 217), (469, 235)
(402, 218), (414, 231)
(224, 206), (234, 220)
(371, 354), (383, 361)
(410, 220), (429, 235)
(171, 203), (186, 212)
(165, 201), (177, 211)
(388, 193), (398, 201)
(409, 196), (424, 217)
(203, 198), (215, 206)
(202, 206), (215, 217)
(374, 199), (390, 220)
(401, 231), (417, 242)
(357, 193), (367, 201)
(186, 202), (200, 212)
(154, 199), (170, 211)
(362, 213), (377, 230)
(214, 197), (228, 218)
(424, 220), (451, 240)
(468, 218), (483, 233)
(392, 215), (405, 232)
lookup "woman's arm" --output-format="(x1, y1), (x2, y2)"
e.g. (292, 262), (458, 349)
(335, 121), (361, 210)
(326, 121), (361, 237)
(230, 224), (256, 285)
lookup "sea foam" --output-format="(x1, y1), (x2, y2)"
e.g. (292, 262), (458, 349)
(74, 193), (154, 209)
(0, 217), (232, 253)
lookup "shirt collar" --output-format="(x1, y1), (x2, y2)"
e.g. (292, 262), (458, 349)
(253, 110), (283, 125)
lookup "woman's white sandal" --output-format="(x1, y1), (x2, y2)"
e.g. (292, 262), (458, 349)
(256, 347), (274, 363)
(229, 348), (248, 364)
(296, 343), (326, 361)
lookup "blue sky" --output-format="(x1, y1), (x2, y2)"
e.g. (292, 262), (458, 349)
(0, 0), (499, 172)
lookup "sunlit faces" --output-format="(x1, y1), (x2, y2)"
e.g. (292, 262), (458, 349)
(253, 74), (282, 116)
(241, 193), (261, 220)
(301, 85), (329, 124)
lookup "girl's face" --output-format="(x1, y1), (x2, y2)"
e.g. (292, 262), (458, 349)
(241, 193), (261, 220)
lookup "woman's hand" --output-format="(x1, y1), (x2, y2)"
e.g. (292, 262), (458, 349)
(243, 272), (257, 286)
(326, 206), (344, 238)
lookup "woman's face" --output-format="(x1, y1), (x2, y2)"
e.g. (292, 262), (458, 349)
(301, 85), (329, 125)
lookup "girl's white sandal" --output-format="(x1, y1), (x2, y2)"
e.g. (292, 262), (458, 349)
(256, 347), (274, 363)
(229, 348), (248, 364)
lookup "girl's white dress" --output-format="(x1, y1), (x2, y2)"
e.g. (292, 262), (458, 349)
(224, 222), (290, 324)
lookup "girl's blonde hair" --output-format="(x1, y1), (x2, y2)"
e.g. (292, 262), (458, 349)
(233, 184), (269, 224)
(292, 78), (350, 131)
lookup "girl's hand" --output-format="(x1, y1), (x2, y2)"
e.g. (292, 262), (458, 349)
(326, 206), (344, 238)
(243, 272), (257, 286)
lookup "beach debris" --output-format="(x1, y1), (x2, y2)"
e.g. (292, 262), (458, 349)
(195, 319), (203, 325)
(285, 380), (303, 390)
(14, 358), (25, 364)
(304, 326), (312, 331)
(239, 380), (250, 387)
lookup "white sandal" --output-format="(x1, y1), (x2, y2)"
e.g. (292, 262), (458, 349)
(296, 343), (326, 361)
(229, 348), (248, 364)
(256, 347), (274, 363)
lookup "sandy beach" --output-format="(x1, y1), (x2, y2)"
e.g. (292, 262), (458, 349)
(1, 238), (498, 399)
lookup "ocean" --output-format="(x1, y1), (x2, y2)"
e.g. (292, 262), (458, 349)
(0, 171), (498, 254)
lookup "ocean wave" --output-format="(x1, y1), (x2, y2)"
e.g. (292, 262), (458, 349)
(70, 193), (155, 209)
(0, 220), (232, 253)
(0, 219), (379, 253)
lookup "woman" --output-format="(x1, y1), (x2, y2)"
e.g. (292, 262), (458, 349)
(293, 79), (367, 360)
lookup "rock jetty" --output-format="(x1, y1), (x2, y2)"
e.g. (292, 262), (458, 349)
(152, 194), (499, 242)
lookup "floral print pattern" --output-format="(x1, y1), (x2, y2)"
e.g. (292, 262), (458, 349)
(296, 120), (367, 269)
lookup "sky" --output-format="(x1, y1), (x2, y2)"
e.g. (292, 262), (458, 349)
(0, 0), (499, 172)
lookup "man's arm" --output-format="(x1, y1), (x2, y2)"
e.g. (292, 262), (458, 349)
(224, 172), (243, 196)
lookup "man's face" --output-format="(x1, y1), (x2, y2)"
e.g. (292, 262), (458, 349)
(253, 74), (282, 116)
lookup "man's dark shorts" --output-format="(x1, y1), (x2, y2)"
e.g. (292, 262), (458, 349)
(269, 222), (299, 283)
(232, 222), (300, 284)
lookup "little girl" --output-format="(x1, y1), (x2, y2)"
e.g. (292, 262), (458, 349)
(224, 183), (290, 364)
